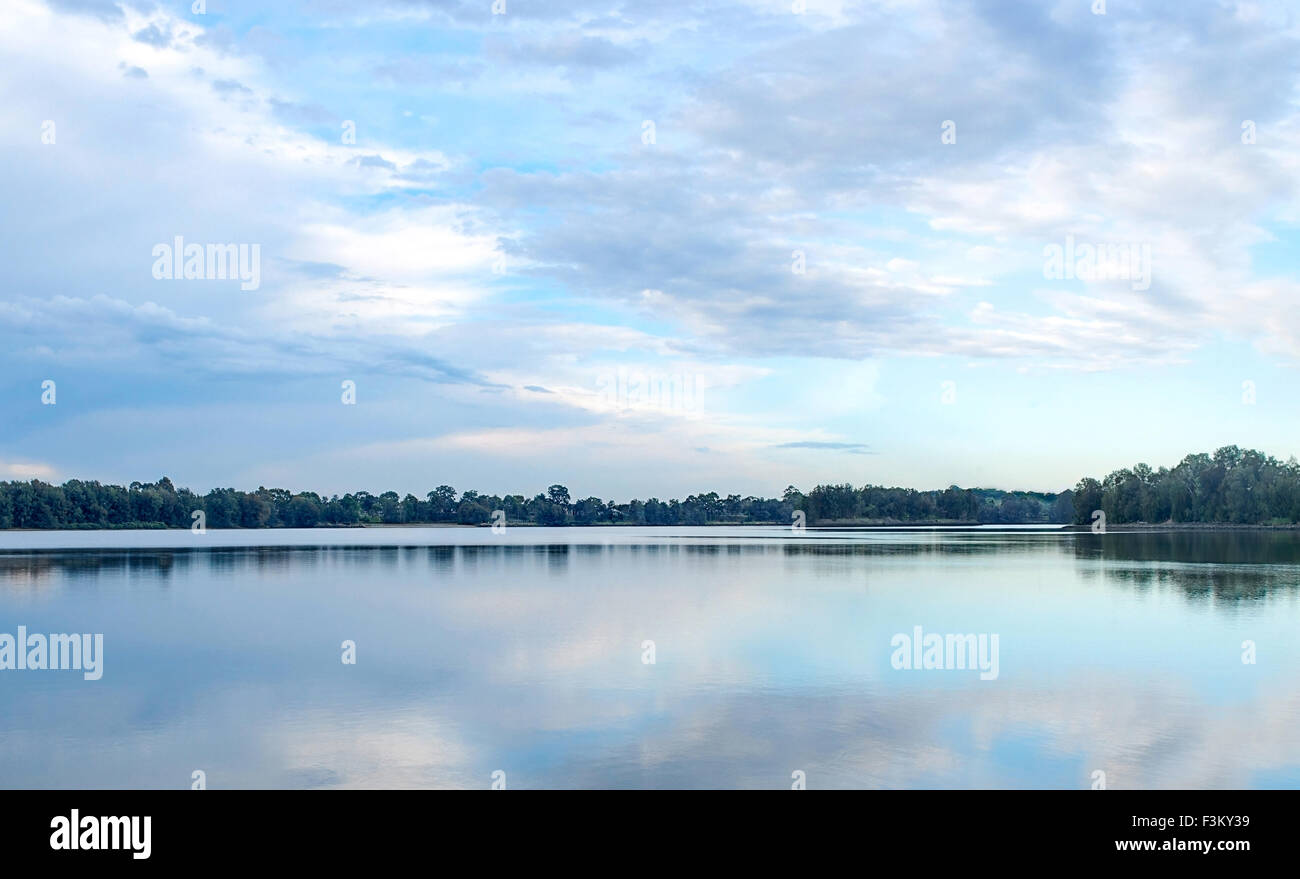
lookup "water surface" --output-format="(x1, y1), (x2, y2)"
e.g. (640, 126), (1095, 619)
(0, 526), (1296, 788)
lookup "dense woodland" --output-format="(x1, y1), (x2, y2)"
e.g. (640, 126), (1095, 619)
(0, 478), (1063, 529)
(0, 446), (1292, 529)
(1069, 446), (1300, 525)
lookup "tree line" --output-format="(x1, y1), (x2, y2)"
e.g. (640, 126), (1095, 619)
(0, 477), (1068, 529)
(0, 446), (1292, 529)
(1071, 446), (1300, 525)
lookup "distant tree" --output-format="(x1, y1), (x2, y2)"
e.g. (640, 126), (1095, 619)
(1072, 478), (1102, 525)
(1051, 490), (1074, 524)
(287, 495), (322, 528)
(573, 497), (605, 525)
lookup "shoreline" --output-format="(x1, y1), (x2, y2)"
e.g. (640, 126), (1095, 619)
(6, 521), (1300, 532)
(1063, 522), (1300, 531)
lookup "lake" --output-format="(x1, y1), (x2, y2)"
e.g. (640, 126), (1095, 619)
(0, 526), (1297, 789)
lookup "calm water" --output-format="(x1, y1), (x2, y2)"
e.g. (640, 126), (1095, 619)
(0, 526), (1297, 789)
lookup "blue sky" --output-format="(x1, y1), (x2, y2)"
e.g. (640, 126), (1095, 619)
(4, 0), (1300, 499)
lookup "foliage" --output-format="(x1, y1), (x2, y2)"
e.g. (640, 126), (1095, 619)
(1072, 446), (1300, 525)
(0, 475), (1075, 529)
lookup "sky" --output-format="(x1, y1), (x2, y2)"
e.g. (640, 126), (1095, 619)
(3, 0), (1300, 500)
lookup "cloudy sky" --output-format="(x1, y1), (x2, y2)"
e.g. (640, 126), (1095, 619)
(3, 0), (1300, 499)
